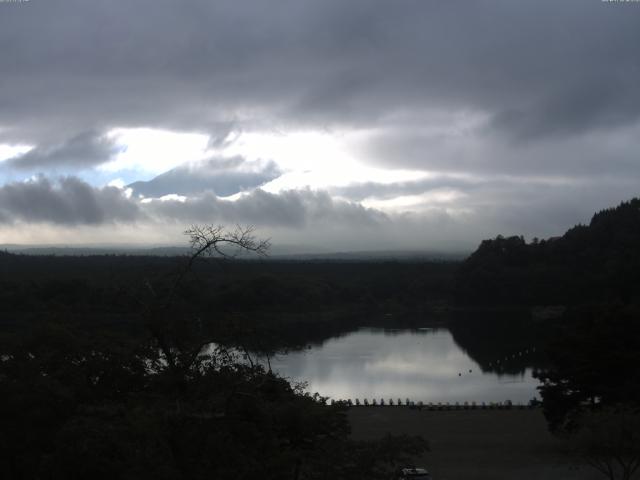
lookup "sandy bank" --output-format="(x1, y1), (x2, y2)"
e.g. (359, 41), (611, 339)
(349, 407), (603, 480)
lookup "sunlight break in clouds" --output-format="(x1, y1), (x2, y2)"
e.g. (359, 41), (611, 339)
(102, 128), (211, 177)
(103, 127), (431, 195)
(0, 144), (33, 163)
(217, 130), (431, 192)
(361, 190), (468, 213)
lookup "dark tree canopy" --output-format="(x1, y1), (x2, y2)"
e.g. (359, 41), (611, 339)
(457, 198), (640, 306)
(535, 305), (640, 433)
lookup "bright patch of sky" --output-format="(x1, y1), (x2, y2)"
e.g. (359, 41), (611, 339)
(87, 128), (431, 198)
(0, 144), (33, 163)
(221, 130), (430, 193)
(361, 190), (467, 213)
(101, 128), (210, 179)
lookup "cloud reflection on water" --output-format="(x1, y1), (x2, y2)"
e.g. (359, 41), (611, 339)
(268, 328), (537, 403)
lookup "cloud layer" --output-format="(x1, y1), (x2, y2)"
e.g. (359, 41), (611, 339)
(5, 131), (121, 170)
(3, 1), (639, 143)
(1, 1), (639, 250)
(0, 176), (139, 225)
(0, 176), (386, 232)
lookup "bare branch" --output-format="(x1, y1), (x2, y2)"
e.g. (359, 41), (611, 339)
(140, 224), (270, 379)
(159, 224), (270, 310)
(184, 224), (271, 260)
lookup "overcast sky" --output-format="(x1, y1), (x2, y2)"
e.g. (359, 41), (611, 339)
(1, 0), (639, 252)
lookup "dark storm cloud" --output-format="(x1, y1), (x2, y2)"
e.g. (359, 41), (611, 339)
(1, 172), (636, 252)
(356, 120), (640, 178)
(148, 188), (388, 228)
(5, 131), (122, 170)
(0, 175), (387, 229)
(489, 75), (640, 142)
(0, 176), (140, 225)
(127, 156), (281, 198)
(1, 0), (639, 144)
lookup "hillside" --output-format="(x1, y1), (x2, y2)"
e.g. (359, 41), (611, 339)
(456, 198), (640, 306)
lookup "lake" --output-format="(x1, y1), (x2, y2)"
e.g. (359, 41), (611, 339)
(265, 327), (540, 404)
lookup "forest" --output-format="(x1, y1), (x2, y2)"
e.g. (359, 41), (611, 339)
(2, 199), (640, 479)
(457, 199), (640, 479)
(456, 198), (640, 306)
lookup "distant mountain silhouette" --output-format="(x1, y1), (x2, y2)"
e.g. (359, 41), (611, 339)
(457, 198), (640, 306)
(127, 157), (280, 198)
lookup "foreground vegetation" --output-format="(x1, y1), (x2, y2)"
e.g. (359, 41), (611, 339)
(1, 227), (432, 479)
(2, 198), (640, 479)
(1, 315), (430, 479)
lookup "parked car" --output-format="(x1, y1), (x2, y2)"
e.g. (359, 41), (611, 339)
(396, 466), (433, 479)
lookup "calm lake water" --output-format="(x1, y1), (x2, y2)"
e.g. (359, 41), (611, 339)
(266, 328), (540, 404)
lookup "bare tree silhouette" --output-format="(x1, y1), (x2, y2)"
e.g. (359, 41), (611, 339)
(142, 224), (270, 385)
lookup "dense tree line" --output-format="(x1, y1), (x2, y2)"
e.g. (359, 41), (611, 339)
(0, 254), (455, 316)
(0, 252), (457, 357)
(535, 305), (640, 432)
(456, 198), (640, 306)
(534, 305), (640, 480)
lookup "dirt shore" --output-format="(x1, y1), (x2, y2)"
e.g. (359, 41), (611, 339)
(348, 407), (603, 480)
